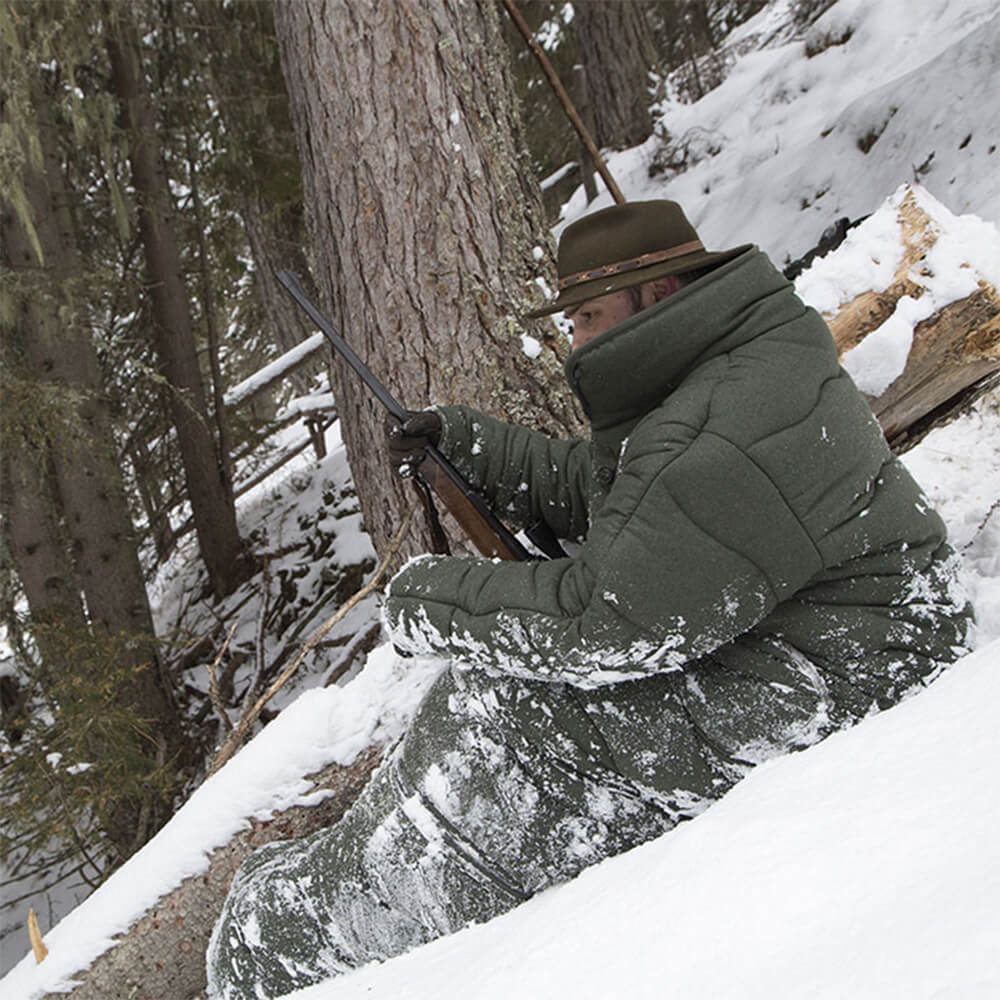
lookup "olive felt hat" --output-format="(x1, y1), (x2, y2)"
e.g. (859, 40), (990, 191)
(526, 200), (747, 318)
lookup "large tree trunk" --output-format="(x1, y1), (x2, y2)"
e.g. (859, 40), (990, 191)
(105, 4), (249, 600)
(0, 417), (89, 699)
(0, 342), (88, 658)
(274, 0), (582, 563)
(1, 65), (188, 858)
(573, 0), (656, 150)
(0, 313), (87, 647)
(8, 73), (157, 649)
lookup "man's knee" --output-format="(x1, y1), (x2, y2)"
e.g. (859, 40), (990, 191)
(682, 642), (835, 765)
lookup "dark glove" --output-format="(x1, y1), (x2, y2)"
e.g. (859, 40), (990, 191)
(385, 409), (442, 476)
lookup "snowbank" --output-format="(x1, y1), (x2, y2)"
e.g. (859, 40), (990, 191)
(0, 648), (445, 997)
(291, 637), (1000, 1000)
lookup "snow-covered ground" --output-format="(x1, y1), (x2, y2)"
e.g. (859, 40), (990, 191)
(294, 644), (1000, 1000)
(5, 382), (997, 997)
(565, 0), (1000, 264)
(3, 0), (999, 995)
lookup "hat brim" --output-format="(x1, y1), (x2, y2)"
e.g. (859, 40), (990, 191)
(524, 244), (751, 319)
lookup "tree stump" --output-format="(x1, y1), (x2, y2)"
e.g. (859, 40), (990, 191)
(823, 187), (1000, 450)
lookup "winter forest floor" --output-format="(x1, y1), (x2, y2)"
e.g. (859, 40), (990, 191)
(3, 0), (1000, 995)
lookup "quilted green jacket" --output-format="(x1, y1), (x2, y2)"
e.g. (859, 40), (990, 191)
(384, 248), (970, 716)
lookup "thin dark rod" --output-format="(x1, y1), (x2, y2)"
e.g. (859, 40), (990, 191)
(501, 0), (626, 205)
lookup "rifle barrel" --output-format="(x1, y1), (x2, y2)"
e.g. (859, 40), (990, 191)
(275, 269), (534, 562)
(276, 270), (407, 421)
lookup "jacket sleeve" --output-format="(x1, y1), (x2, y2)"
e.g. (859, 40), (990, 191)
(385, 414), (824, 687)
(435, 404), (591, 542)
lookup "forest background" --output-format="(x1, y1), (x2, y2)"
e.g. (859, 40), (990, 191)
(0, 0), (776, 969)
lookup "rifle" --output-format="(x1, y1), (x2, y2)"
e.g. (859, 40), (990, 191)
(277, 270), (552, 562)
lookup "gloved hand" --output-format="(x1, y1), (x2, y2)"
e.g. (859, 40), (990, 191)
(385, 409), (442, 476)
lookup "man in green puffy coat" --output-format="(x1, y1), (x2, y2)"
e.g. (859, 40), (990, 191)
(207, 201), (971, 999)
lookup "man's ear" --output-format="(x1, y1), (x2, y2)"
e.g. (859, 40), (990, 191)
(645, 274), (686, 305)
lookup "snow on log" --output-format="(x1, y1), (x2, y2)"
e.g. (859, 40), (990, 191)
(223, 332), (327, 409)
(2, 648), (445, 1000)
(52, 749), (382, 1000)
(798, 184), (1000, 450)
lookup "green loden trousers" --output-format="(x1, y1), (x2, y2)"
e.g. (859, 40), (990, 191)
(207, 644), (834, 999)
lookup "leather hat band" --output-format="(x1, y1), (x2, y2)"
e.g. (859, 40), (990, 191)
(558, 240), (705, 291)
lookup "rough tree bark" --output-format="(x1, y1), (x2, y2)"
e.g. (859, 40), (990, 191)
(0, 326), (84, 745)
(0, 337), (88, 657)
(104, 4), (250, 600)
(573, 0), (656, 150)
(273, 0), (582, 563)
(0, 304), (87, 645)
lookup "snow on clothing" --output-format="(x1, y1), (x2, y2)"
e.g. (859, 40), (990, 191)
(206, 249), (970, 998)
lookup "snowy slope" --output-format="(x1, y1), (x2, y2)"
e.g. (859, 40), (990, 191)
(291, 640), (1000, 1000)
(3, 0), (999, 994)
(563, 0), (1000, 266)
(6, 387), (997, 999)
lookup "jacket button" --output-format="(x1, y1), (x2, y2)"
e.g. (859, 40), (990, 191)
(596, 466), (615, 486)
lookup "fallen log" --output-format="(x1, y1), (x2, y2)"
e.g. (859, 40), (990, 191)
(47, 746), (384, 1000)
(870, 286), (999, 448)
(820, 185), (1000, 450)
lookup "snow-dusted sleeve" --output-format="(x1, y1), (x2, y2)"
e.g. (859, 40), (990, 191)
(434, 405), (591, 542)
(384, 415), (824, 687)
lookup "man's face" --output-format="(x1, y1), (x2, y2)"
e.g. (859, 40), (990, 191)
(566, 282), (669, 351)
(567, 289), (641, 351)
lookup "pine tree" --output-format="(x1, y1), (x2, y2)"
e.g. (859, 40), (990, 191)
(104, 1), (251, 600)
(1, 0), (193, 865)
(273, 0), (583, 563)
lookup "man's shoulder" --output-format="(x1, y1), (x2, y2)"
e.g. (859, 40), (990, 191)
(628, 337), (859, 461)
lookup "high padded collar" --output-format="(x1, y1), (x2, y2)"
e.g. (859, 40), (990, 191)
(564, 247), (804, 432)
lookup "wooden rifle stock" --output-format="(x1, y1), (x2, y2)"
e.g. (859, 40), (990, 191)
(275, 269), (533, 561)
(415, 452), (529, 561)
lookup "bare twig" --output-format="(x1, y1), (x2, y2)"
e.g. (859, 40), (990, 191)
(1, 860), (94, 909)
(207, 506), (416, 777)
(45, 767), (106, 889)
(323, 621), (383, 688)
(502, 0), (626, 205)
(208, 622), (238, 734)
(964, 496), (1000, 552)
(28, 907), (48, 963)
(243, 564), (272, 718)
